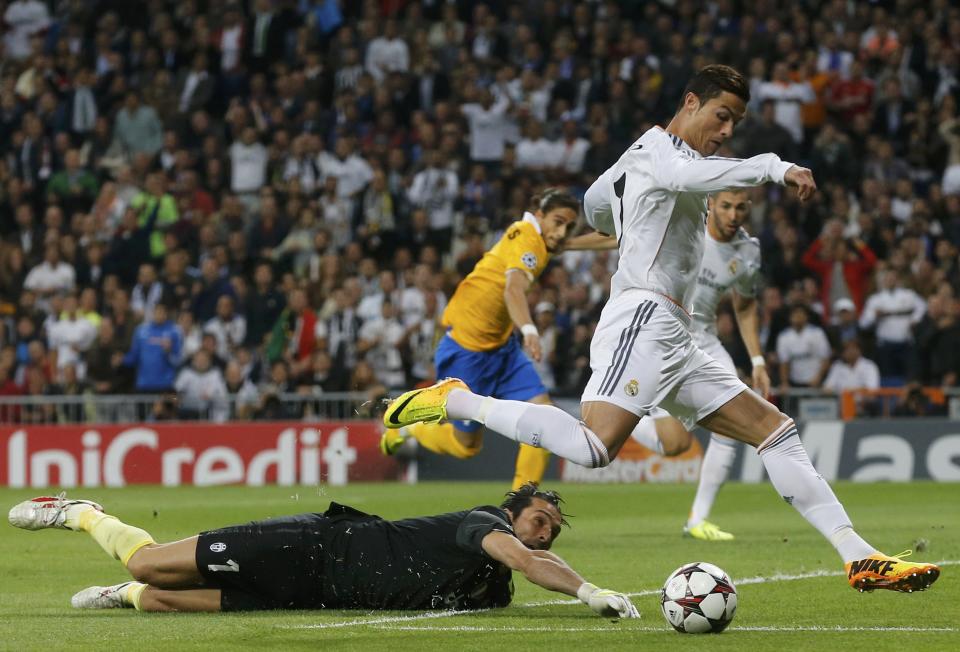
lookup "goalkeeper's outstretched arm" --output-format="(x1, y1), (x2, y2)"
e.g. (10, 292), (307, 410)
(481, 531), (639, 618)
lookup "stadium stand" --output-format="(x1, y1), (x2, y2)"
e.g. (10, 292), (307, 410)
(1, 0), (959, 424)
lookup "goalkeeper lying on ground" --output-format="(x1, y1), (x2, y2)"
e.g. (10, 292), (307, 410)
(8, 484), (638, 618)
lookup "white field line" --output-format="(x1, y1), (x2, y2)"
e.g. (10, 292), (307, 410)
(293, 609), (485, 630)
(289, 559), (958, 631)
(521, 559), (960, 608)
(370, 625), (958, 633)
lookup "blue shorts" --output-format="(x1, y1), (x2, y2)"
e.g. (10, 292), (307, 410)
(435, 333), (547, 433)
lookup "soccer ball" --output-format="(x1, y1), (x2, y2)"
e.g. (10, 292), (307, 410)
(660, 562), (738, 633)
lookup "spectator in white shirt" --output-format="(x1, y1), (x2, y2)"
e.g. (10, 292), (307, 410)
(460, 87), (511, 164)
(317, 136), (374, 200)
(516, 120), (558, 171)
(175, 350), (228, 421)
(47, 293), (96, 379)
(229, 127), (268, 195)
(823, 340), (881, 392)
(399, 264), (447, 328)
(757, 62), (815, 144)
(403, 290), (441, 384)
(532, 301), (558, 391)
(365, 19), (409, 82)
(24, 243), (76, 312)
(508, 69), (551, 123)
(859, 269), (925, 381)
(408, 150), (459, 244)
(357, 300), (406, 389)
(777, 305), (833, 389)
(3, 0), (50, 60)
(130, 263), (164, 323)
(203, 295), (247, 360)
(357, 270), (399, 322)
(554, 119), (590, 175)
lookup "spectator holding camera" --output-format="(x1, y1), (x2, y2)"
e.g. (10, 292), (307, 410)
(801, 219), (878, 322)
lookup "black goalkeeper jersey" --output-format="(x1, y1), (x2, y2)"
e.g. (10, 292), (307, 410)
(197, 501), (517, 611)
(317, 502), (516, 610)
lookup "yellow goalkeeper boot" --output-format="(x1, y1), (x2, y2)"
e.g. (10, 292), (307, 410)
(683, 520), (735, 541)
(383, 378), (469, 429)
(846, 550), (940, 593)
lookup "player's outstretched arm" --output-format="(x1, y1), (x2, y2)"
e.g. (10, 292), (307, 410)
(481, 531), (639, 618)
(654, 149), (797, 195)
(563, 231), (618, 251)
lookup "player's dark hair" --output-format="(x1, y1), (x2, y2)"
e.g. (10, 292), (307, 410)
(677, 64), (750, 112)
(532, 188), (580, 216)
(501, 483), (571, 527)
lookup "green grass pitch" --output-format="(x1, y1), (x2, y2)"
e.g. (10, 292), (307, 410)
(1, 481), (957, 651)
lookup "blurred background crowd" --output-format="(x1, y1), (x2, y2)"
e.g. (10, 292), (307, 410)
(1, 0), (959, 422)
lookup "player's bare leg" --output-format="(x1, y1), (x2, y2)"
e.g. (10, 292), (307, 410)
(126, 536), (206, 588)
(139, 587), (222, 612)
(630, 414), (693, 456)
(700, 389), (940, 591)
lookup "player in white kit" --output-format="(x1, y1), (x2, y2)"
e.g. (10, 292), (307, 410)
(385, 65), (939, 593)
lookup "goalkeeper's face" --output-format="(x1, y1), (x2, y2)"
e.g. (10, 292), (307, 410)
(512, 498), (564, 550)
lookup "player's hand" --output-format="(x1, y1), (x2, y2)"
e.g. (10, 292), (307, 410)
(784, 165), (817, 202)
(524, 332), (542, 362)
(578, 583), (640, 619)
(752, 365), (771, 399)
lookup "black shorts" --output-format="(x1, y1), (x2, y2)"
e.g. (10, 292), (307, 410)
(196, 513), (333, 612)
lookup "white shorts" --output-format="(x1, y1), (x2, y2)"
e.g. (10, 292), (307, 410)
(581, 290), (747, 429)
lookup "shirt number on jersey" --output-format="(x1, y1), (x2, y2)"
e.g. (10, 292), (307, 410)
(613, 172), (627, 244)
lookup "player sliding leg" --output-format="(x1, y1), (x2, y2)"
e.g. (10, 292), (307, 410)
(7, 494), (215, 610)
(386, 64), (940, 593)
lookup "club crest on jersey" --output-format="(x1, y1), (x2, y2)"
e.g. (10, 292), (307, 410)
(624, 379), (639, 397)
(728, 259), (738, 275)
(522, 252), (538, 269)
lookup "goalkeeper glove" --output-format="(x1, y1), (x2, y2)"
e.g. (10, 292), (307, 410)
(577, 582), (640, 619)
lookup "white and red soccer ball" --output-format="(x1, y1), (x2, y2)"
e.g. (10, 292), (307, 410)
(660, 562), (738, 633)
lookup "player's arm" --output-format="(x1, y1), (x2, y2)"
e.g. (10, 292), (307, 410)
(653, 148), (816, 201)
(563, 231), (618, 251)
(583, 167), (615, 235)
(732, 290), (770, 398)
(504, 268), (541, 362)
(481, 531), (639, 618)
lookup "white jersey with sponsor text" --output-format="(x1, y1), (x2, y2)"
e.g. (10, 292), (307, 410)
(690, 228), (762, 337)
(583, 126), (790, 310)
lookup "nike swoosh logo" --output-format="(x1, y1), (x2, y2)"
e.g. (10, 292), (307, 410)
(387, 390), (422, 425)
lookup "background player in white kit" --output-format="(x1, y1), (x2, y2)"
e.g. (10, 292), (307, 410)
(385, 65), (939, 593)
(633, 189), (770, 542)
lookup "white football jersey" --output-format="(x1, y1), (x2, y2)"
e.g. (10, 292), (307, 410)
(689, 228), (762, 336)
(584, 127), (791, 309)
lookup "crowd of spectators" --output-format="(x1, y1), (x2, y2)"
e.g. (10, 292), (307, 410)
(0, 0), (959, 423)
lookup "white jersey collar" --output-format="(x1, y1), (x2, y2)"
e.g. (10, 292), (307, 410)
(656, 126), (700, 158)
(522, 211), (542, 234)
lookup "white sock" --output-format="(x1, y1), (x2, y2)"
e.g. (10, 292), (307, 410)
(446, 389), (485, 421)
(630, 417), (664, 454)
(687, 434), (737, 528)
(758, 420), (877, 563)
(448, 389), (610, 468)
